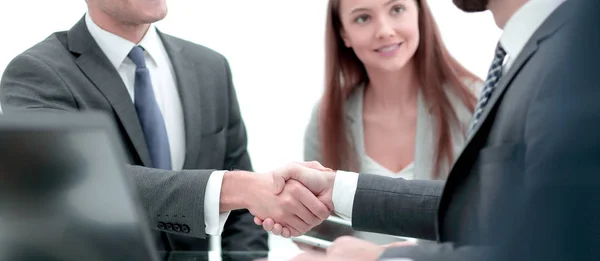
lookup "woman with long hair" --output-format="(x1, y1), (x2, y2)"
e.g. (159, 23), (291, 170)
(305, 0), (481, 180)
(297, 0), (482, 247)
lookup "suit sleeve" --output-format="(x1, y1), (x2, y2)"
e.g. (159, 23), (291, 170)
(352, 174), (444, 241)
(0, 53), (77, 112)
(218, 58), (269, 251)
(0, 53), (213, 239)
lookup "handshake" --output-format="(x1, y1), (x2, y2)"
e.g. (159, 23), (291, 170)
(222, 161), (337, 238)
(223, 161), (414, 261)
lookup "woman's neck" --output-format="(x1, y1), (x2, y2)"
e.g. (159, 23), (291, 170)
(363, 62), (419, 113)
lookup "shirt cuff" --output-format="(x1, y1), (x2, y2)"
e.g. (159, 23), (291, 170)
(204, 170), (231, 236)
(332, 170), (359, 221)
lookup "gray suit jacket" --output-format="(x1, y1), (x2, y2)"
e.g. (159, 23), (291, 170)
(0, 17), (267, 252)
(350, 1), (599, 259)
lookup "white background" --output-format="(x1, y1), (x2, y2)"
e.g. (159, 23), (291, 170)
(0, 0), (501, 252)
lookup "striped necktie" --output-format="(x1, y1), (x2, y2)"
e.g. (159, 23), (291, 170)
(468, 43), (507, 136)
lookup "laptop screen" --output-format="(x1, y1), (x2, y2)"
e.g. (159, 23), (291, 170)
(0, 113), (159, 261)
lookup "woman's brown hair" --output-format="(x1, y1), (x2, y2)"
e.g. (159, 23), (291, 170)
(320, 0), (479, 178)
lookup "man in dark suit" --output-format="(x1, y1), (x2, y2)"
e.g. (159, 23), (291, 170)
(258, 0), (600, 260)
(0, 0), (331, 254)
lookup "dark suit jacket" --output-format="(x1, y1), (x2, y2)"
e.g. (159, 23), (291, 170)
(0, 17), (267, 252)
(350, 0), (600, 260)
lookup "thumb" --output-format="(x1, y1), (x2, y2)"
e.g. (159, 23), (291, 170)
(272, 164), (294, 194)
(273, 163), (327, 195)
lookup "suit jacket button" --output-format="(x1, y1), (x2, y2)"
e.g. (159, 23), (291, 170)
(166, 223), (173, 231)
(157, 222), (165, 230)
(173, 224), (181, 232)
(182, 225), (190, 234)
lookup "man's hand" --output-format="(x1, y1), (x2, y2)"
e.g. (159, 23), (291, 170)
(220, 170), (330, 237)
(291, 236), (386, 261)
(272, 161), (336, 200)
(253, 161), (337, 237)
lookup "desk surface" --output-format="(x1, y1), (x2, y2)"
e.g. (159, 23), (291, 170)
(160, 251), (301, 261)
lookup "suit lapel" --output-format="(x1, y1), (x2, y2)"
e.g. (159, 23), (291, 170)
(345, 84), (365, 169)
(466, 2), (572, 145)
(414, 90), (435, 180)
(158, 33), (204, 169)
(465, 44), (538, 142)
(67, 17), (152, 167)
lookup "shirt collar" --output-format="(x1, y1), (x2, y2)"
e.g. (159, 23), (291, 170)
(500, 0), (566, 60)
(85, 13), (163, 68)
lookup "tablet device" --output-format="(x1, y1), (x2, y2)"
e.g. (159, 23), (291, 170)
(0, 112), (160, 261)
(292, 235), (334, 249)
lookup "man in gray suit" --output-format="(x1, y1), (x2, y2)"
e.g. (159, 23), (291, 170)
(0, 0), (331, 254)
(258, 0), (600, 260)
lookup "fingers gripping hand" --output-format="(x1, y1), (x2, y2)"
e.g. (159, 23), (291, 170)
(257, 161), (335, 237)
(251, 177), (330, 238)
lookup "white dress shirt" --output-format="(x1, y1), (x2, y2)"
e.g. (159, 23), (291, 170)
(85, 14), (229, 235)
(500, 0), (566, 75)
(331, 0), (567, 221)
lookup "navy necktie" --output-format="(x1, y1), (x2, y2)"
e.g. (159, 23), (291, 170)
(128, 46), (172, 170)
(468, 43), (507, 136)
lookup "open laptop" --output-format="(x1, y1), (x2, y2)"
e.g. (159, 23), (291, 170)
(0, 112), (160, 261)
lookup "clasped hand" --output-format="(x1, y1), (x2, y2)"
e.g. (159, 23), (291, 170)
(247, 161), (335, 238)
